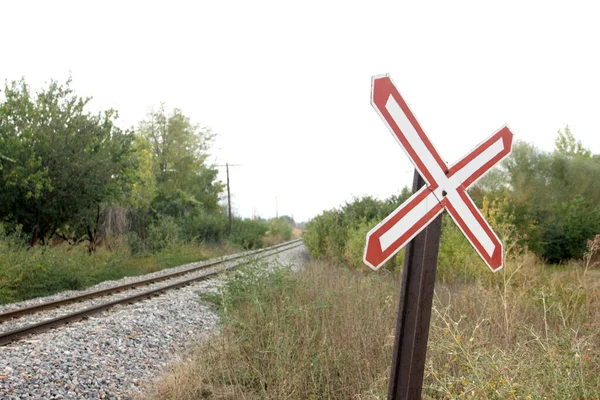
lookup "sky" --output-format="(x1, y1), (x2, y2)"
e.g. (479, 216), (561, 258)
(1, 0), (599, 222)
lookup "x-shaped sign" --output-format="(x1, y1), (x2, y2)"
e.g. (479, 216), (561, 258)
(364, 75), (513, 272)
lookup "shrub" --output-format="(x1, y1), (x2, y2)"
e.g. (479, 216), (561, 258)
(181, 211), (229, 243)
(436, 216), (486, 283)
(125, 231), (145, 254)
(229, 218), (268, 249)
(304, 209), (347, 262)
(268, 217), (293, 241)
(147, 216), (182, 251)
(542, 195), (600, 263)
(0, 223), (30, 251)
(342, 218), (404, 270)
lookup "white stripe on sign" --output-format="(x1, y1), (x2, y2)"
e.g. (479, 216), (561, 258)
(385, 95), (447, 186)
(446, 191), (495, 256)
(450, 138), (505, 188)
(379, 190), (440, 251)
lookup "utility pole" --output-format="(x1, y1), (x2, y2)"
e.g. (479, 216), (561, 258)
(226, 163), (232, 234)
(275, 196), (278, 219)
(216, 163), (240, 235)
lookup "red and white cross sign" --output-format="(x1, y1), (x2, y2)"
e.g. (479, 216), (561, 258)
(364, 75), (513, 272)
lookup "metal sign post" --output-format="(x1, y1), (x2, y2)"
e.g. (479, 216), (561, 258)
(387, 170), (441, 399)
(363, 74), (513, 399)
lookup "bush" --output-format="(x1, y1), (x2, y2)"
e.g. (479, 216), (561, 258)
(436, 216), (486, 283)
(268, 217), (293, 241)
(147, 216), (182, 251)
(304, 191), (534, 280)
(542, 195), (600, 263)
(304, 209), (347, 262)
(304, 193), (447, 272)
(180, 211), (229, 243)
(125, 231), (145, 254)
(229, 218), (268, 249)
(0, 223), (30, 251)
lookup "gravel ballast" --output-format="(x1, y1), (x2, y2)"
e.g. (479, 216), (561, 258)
(0, 243), (309, 399)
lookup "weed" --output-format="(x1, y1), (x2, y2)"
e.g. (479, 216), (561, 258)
(143, 251), (600, 399)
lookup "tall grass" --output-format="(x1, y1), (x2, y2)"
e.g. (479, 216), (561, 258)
(0, 216), (297, 305)
(0, 238), (242, 305)
(141, 245), (600, 399)
(142, 260), (396, 399)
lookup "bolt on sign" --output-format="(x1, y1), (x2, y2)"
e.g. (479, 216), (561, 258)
(363, 74), (513, 400)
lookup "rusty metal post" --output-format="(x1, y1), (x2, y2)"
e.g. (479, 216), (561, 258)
(388, 170), (442, 400)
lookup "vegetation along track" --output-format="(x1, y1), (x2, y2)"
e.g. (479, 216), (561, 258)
(0, 239), (304, 346)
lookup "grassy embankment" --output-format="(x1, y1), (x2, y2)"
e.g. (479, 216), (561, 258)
(142, 234), (599, 399)
(0, 239), (242, 305)
(0, 221), (297, 305)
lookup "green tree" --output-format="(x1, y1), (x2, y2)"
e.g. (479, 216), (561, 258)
(501, 134), (600, 261)
(542, 195), (600, 263)
(554, 125), (592, 158)
(0, 78), (138, 247)
(138, 105), (222, 217)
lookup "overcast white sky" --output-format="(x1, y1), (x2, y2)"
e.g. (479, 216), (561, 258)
(1, 1), (599, 222)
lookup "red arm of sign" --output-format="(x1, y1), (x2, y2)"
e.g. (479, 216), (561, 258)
(364, 187), (444, 270)
(446, 126), (513, 189)
(371, 75), (448, 188)
(444, 190), (504, 271)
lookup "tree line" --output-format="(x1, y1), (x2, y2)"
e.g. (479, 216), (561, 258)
(0, 78), (290, 252)
(305, 127), (600, 267)
(471, 126), (600, 262)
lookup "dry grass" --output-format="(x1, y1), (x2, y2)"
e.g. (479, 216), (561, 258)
(292, 228), (304, 238)
(141, 244), (600, 399)
(141, 260), (396, 399)
(262, 233), (286, 247)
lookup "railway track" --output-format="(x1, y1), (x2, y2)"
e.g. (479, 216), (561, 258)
(0, 239), (304, 346)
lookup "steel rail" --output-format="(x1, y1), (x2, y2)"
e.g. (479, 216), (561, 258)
(0, 238), (301, 322)
(0, 240), (304, 346)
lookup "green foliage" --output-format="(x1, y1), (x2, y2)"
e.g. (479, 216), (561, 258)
(268, 217), (293, 241)
(499, 133), (600, 261)
(555, 125), (592, 158)
(0, 76), (282, 304)
(148, 254), (600, 399)
(201, 260), (294, 314)
(181, 211), (229, 243)
(305, 194), (479, 276)
(0, 224), (29, 252)
(543, 196), (600, 263)
(138, 104), (222, 214)
(304, 209), (348, 263)
(147, 216), (182, 252)
(436, 215), (485, 282)
(185, 261), (394, 399)
(129, 104), (231, 248)
(229, 218), (269, 249)
(304, 193), (410, 269)
(125, 231), (145, 255)
(306, 130), (599, 274)
(0, 83), (229, 251)
(0, 229), (246, 304)
(0, 78), (138, 245)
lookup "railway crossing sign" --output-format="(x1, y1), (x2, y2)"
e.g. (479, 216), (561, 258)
(363, 74), (513, 400)
(364, 75), (513, 272)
